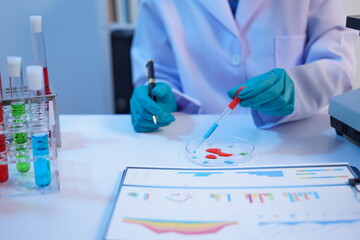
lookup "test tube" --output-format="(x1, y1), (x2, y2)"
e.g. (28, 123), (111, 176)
(0, 71), (8, 183)
(0, 69), (3, 99)
(7, 57), (30, 173)
(27, 65), (51, 187)
(30, 16), (51, 95)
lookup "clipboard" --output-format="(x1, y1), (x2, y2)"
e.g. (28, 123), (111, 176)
(103, 163), (360, 240)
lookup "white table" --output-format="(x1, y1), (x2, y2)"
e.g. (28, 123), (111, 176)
(0, 113), (359, 240)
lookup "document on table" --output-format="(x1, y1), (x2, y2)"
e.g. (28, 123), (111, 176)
(104, 164), (360, 240)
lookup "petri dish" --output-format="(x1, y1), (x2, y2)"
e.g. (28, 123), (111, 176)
(184, 137), (255, 167)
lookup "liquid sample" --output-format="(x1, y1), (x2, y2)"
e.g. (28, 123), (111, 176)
(12, 102), (31, 173)
(32, 133), (49, 156)
(0, 101), (8, 182)
(0, 140), (8, 182)
(32, 133), (51, 187)
(43, 67), (51, 95)
(13, 132), (30, 173)
(205, 154), (217, 159)
(206, 148), (233, 157)
(0, 165), (8, 182)
(11, 103), (26, 118)
(15, 147), (30, 173)
(34, 156), (51, 187)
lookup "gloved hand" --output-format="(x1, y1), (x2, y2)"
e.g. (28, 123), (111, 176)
(130, 82), (177, 132)
(227, 68), (294, 116)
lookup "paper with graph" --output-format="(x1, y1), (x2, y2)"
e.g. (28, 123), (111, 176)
(104, 164), (360, 240)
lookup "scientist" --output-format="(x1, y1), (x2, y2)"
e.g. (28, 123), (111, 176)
(130, 0), (356, 132)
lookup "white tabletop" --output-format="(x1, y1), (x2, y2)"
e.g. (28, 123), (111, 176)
(0, 113), (359, 240)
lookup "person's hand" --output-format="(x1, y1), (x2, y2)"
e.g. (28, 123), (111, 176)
(130, 82), (177, 132)
(227, 68), (294, 116)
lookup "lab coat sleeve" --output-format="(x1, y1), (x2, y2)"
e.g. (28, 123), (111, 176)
(131, 0), (201, 113)
(253, 0), (357, 129)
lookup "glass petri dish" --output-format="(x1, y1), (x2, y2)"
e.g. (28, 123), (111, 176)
(184, 137), (255, 167)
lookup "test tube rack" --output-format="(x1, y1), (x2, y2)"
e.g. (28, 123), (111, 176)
(0, 87), (61, 198)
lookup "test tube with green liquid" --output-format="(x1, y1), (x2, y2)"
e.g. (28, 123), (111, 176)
(7, 57), (30, 173)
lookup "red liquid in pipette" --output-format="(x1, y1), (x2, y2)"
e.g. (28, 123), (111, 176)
(43, 67), (51, 95)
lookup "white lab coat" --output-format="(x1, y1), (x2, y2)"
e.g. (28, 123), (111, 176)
(131, 0), (356, 128)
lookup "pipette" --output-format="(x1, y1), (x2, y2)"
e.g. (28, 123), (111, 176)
(193, 87), (245, 153)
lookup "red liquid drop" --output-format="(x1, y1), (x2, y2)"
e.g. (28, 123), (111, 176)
(205, 154), (217, 159)
(0, 165), (8, 183)
(206, 148), (233, 157)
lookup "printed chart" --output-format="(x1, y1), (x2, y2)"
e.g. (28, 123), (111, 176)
(105, 164), (360, 240)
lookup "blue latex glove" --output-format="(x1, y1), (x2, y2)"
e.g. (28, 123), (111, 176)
(130, 82), (177, 132)
(227, 68), (295, 116)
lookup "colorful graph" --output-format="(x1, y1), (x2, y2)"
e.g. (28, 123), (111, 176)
(246, 193), (274, 203)
(296, 168), (349, 179)
(298, 176), (348, 179)
(259, 219), (360, 226)
(123, 217), (237, 235)
(143, 193), (150, 200)
(258, 219), (360, 238)
(283, 192), (320, 202)
(177, 172), (223, 177)
(296, 169), (344, 172)
(210, 193), (221, 202)
(128, 192), (138, 198)
(166, 193), (192, 203)
(127, 192), (150, 200)
(236, 171), (284, 177)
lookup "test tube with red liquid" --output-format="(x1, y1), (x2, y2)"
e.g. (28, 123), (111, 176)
(30, 16), (51, 95)
(0, 71), (8, 182)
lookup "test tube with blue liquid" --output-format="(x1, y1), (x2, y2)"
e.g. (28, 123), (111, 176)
(7, 57), (30, 173)
(27, 65), (51, 187)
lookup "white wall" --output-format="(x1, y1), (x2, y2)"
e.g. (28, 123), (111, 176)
(0, 0), (113, 114)
(346, 0), (360, 89)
